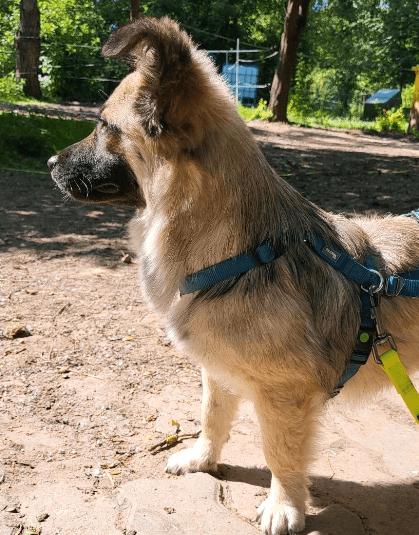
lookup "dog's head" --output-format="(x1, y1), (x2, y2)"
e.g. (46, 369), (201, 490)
(48, 17), (233, 207)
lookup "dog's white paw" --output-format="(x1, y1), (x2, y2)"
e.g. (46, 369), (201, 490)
(257, 496), (305, 535)
(165, 447), (217, 475)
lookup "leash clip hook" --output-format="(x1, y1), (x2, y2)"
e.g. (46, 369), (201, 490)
(372, 333), (398, 364)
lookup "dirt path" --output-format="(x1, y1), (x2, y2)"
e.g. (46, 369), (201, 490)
(0, 101), (100, 121)
(0, 121), (418, 535)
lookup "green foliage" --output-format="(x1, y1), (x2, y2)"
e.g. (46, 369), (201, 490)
(374, 107), (408, 134)
(0, 111), (94, 171)
(1, 0), (419, 128)
(238, 99), (272, 121)
(0, 0), (19, 77)
(295, 0), (419, 119)
(284, 104), (408, 135)
(0, 75), (25, 102)
(287, 102), (374, 130)
(38, 0), (129, 101)
(402, 84), (415, 108)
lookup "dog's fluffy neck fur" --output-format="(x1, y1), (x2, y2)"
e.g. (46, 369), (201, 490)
(131, 116), (337, 314)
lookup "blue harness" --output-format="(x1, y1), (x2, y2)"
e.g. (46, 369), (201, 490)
(179, 210), (419, 392)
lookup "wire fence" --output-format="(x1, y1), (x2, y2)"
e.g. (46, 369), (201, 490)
(1, 38), (278, 103)
(2, 42), (377, 114)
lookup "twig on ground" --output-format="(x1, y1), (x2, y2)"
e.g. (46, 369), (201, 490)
(71, 371), (105, 380)
(8, 284), (31, 299)
(148, 429), (201, 455)
(52, 302), (71, 323)
(105, 471), (115, 488)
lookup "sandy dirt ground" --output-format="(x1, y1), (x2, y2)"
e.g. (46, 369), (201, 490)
(1, 117), (419, 535)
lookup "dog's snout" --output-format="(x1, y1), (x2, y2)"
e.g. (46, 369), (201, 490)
(47, 154), (59, 171)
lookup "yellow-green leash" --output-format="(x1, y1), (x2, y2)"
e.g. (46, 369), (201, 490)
(378, 349), (419, 425)
(370, 288), (419, 426)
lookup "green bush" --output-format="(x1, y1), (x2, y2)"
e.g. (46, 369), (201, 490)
(287, 100), (375, 130)
(402, 84), (415, 108)
(374, 107), (408, 134)
(238, 99), (273, 121)
(0, 75), (26, 102)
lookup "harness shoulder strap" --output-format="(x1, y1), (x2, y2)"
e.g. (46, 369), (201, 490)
(180, 242), (278, 295)
(311, 235), (383, 290)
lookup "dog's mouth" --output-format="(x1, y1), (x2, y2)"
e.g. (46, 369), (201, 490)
(49, 149), (144, 207)
(63, 176), (137, 205)
(50, 170), (141, 207)
(93, 183), (120, 194)
(51, 160), (142, 206)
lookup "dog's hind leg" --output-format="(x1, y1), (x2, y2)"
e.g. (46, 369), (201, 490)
(165, 367), (240, 475)
(254, 386), (324, 535)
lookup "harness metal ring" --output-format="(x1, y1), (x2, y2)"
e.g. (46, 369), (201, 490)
(361, 269), (385, 294)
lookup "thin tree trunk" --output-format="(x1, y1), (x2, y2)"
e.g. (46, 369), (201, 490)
(130, 0), (141, 20)
(15, 0), (42, 99)
(269, 0), (312, 123)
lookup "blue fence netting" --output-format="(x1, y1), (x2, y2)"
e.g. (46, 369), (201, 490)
(222, 63), (259, 106)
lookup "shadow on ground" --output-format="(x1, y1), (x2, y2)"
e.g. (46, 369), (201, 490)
(0, 170), (134, 260)
(250, 123), (419, 214)
(217, 463), (419, 535)
(2, 125), (419, 260)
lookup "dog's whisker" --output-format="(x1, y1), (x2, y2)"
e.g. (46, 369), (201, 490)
(79, 179), (89, 197)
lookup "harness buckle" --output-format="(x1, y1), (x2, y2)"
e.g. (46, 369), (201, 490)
(372, 333), (397, 364)
(385, 275), (405, 297)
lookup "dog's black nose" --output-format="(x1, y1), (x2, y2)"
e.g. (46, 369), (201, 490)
(47, 154), (59, 171)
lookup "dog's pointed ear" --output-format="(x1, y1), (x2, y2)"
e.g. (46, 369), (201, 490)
(101, 22), (144, 60)
(101, 17), (197, 139)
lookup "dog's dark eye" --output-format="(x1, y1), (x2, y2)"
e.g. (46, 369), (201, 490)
(98, 119), (121, 134)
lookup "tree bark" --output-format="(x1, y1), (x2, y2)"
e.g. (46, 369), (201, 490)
(130, 0), (141, 20)
(15, 0), (42, 100)
(269, 0), (312, 123)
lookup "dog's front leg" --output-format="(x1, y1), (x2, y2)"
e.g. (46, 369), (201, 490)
(165, 367), (240, 475)
(254, 388), (322, 535)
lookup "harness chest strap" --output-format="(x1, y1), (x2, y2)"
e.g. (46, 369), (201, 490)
(334, 257), (377, 393)
(179, 232), (419, 414)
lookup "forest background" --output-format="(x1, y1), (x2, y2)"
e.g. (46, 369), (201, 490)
(1, 0), (419, 127)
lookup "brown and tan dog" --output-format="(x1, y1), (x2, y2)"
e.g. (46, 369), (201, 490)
(48, 17), (419, 535)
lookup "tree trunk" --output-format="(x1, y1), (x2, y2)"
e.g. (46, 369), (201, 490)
(15, 0), (42, 100)
(269, 0), (312, 123)
(130, 0), (141, 20)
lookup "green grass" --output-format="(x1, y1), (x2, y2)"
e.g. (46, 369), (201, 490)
(0, 111), (95, 173)
(0, 94), (60, 106)
(238, 99), (273, 121)
(287, 109), (378, 131)
(238, 99), (412, 135)
(238, 100), (377, 129)
(0, 75), (60, 106)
